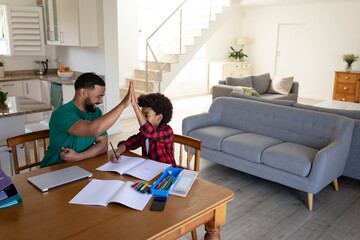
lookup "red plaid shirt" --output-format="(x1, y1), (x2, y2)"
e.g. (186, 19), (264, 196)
(118, 121), (176, 167)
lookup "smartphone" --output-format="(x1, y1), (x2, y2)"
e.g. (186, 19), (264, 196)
(150, 196), (167, 211)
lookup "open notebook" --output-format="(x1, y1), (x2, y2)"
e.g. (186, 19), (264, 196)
(96, 155), (171, 181)
(27, 166), (93, 192)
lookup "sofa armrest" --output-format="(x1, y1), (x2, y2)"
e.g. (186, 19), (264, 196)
(219, 80), (226, 84)
(290, 81), (299, 101)
(212, 84), (234, 100)
(182, 113), (217, 136)
(308, 140), (351, 193)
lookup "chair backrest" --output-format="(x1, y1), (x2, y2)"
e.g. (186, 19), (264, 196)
(173, 134), (202, 171)
(7, 129), (50, 175)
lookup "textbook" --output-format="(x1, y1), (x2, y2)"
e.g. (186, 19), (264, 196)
(96, 155), (171, 181)
(0, 168), (23, 209)
(69, 179), (152, 211)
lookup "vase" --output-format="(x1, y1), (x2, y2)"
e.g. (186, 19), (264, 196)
(345, 64), (352, 72)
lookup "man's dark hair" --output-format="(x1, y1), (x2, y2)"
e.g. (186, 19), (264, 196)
(74, 72), (105, 90)
(138, 93), (173, 125)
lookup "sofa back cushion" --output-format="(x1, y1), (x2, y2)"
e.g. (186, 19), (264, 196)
(251, 73), (271, 94)
(209, 97), (352, 150)
(267, 76), (294, 95)
(294, 103), (360, 120)
(231, 92), (295, 106)
(225, 76), (252, 87)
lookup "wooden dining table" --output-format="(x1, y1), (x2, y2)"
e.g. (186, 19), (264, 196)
(0, 151), (234, 240)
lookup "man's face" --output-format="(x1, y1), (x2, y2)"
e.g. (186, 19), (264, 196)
(83, 85), (105, 112)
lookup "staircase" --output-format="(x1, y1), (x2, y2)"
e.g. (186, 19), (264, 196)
(120, 0), (234, 98)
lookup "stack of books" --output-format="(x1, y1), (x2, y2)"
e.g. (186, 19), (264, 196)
(0, 168), (23, 209)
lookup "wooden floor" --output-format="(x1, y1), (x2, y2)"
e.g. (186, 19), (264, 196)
(110, 95), (360, 240)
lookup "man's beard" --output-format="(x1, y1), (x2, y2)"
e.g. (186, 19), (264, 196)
(84, 97), (98, 112)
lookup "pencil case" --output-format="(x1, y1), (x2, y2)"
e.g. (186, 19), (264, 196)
(151, 167), (182, 197)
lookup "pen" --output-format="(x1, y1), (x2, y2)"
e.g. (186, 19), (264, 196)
(110, 142), (119, 161)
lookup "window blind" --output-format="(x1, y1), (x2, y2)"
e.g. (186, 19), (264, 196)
(6, 6), (45, 56)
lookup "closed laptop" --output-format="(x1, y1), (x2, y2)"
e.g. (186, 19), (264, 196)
(27, 166), (92, 192)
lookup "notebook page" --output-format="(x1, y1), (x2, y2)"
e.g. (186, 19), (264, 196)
(125, 159), (171, 181)
(96, 155), (145, 175)
(69, 179), (124, 206)
(109, 181), (152, 211)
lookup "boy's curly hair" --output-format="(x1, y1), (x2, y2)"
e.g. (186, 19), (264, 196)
(138, 93), (173, 125)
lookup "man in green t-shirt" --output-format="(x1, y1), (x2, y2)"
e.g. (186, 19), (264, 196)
(41, 73), (132, 167)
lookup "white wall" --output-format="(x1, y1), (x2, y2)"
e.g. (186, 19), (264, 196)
(242, 0), (360, 100)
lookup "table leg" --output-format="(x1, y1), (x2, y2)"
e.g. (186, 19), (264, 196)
(204, 203), (227, 240)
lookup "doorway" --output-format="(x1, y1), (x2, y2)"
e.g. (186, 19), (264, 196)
(274, 24), (306, 77)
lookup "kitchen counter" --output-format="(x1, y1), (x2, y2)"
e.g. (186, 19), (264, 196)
(0, 96), (53, 118)
(0, 72), (76, 85)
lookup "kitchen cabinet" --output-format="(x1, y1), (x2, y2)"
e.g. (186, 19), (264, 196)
(43, 0), (98, 47)
(44, 0), (59, 44)
(23, 80), (46, 123)
(62, 84), (75, 104)
(0, 81), (23, 96)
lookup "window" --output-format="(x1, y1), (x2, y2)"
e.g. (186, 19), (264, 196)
(0, 5), (10, 55)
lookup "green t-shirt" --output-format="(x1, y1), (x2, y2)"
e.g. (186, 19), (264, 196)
(41, 101), (107, 167)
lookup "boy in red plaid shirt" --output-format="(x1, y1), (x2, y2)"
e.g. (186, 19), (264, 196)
(110, 91), (176, 167)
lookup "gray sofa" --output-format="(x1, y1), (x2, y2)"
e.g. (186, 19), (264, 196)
(212, 73), (299, 102)
(231, 92), (360, 181)
(182, 97), (354, 210)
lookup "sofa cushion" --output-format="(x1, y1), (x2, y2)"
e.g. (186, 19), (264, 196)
(225, 76), (252, 87)
(231, 92), (295, 106)
(251, 73), (271, 94)
(261, 142), (318, 177)
(221, 133), (283, 163)
(188, 126), (244, 151)
(267, 76), (294, 95)
(233, 86), (260, 97)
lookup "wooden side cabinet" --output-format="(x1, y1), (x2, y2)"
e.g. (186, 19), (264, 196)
(333, 71), (360, 103)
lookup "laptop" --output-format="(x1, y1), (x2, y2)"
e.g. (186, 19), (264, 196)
(27, 166), (93, 192)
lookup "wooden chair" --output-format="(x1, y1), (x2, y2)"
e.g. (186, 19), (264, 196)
(7, 129), (50, 175)
(173, 134), (202, 240)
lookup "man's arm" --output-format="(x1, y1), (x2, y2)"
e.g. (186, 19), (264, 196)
(68, 81), (134, 137)
(60, 135), (108, 162)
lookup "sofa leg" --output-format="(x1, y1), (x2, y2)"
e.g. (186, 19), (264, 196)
(333, 178), (339, 191)
(307, 193), (313, 211)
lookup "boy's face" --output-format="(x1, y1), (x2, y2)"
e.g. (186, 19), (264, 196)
(142, 107), (162, 128)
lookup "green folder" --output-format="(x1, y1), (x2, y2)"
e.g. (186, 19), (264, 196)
(0, 193), (23, 209)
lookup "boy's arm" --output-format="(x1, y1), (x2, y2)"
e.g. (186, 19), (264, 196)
(130, 85), (149, 127)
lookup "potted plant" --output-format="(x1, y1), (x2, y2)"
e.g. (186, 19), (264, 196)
(0, 61), (4, 78)
(343, 54), (359, 72)
(228, 46), (248, 61)
(0, 90), (8, 108)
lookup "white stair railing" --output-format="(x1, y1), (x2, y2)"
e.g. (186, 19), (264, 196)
(145, 0), (229, 93)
